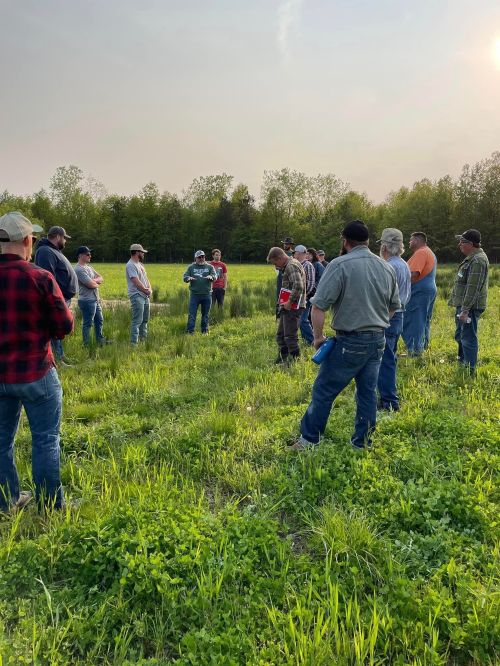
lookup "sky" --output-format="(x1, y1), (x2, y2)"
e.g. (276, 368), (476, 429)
(1, 0), (500, 203)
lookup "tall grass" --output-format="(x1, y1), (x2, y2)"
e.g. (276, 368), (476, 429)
(0, 265), (498, 665)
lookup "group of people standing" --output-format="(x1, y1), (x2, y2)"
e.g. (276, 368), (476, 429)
(268, 221), (489, 452)
(0, 209), (490, 513)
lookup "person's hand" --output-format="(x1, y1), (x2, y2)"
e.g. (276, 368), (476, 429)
(144, 288), (152, 296)
(282, 300), (292, 311)
(187, 276), (195, 282)
(458, 310), (470, 323)
(313, 335), (327, 350)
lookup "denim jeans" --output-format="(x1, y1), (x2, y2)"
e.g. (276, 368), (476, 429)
(187, 294), (211, 333)
(300, 302), (314, 345)
(0, 368), (63, 511)
(211, 288), (225, 307)
(130, 294), (150, 344)
(300, 331), (385, 448)
(402, 290), (436, 355)
(377, 311), (404, 410)
(454, 307), (484, 370)
(51, 299), (72, 359)
(78, 299), (104, 346)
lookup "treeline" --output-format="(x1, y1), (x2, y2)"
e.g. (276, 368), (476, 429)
(1, 152), (499, 262)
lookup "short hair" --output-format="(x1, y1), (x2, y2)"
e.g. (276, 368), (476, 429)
(267, 247), (287, 261)
(212, 248), (221, 255)
(411, 232), (427, 243)
(381, 240), (404, 257)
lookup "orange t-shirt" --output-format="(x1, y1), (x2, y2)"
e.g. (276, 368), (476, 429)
(407, 246), (435, 281)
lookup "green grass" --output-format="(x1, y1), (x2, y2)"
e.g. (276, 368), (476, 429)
(0, 264), (499, 665)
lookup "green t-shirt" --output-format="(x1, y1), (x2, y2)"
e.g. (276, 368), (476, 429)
(183, 262), (217, 295)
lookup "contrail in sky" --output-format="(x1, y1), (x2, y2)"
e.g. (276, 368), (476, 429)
(277, 0), (303, 62)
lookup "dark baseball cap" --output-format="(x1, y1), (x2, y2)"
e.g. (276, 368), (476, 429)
(281, 237), (294, 244)
(342, 220), (369, 242)
(48, 226), (71, 239)
(455, 229), (481, 245)
(76, 245), (92, 256)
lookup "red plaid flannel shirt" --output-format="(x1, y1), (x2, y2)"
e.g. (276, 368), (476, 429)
(0, 254), (74, 383)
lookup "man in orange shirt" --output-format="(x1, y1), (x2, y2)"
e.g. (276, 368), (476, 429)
(402, 232), (437, 355)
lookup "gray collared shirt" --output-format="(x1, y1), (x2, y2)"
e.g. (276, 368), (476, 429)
(311, 246), (401, 331)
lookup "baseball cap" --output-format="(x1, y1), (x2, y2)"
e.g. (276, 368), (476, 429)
(130, 243), (148, 252)
(194, 250), (205, 258)
(76, 245), (92, 256)
(281, 236), (294, 244)
(342, 220), (369, 242)
(317, 249), (325, 256)
(0, 212), (43, 242)
(455, 229), (481, 245)
(48, 226), (71, 239)
(377, 228), (403, 244)
(293, 244), (307, 253)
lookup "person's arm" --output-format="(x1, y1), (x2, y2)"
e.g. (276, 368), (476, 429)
(44, 274), (74, 339)
(75, 266), (99, 290)
(388, 274), (401, 318)
(223, 264), (228, 289)
(410, 271), (420, 283)
(407, 251), (425, 284)
(183, 265), (195, 282)
(130, 276), (151, 294)
(35, 247), (57, 274)
(311, 305), (327, 349)
(92, 268), (104, 285)
(285, 262), (305, 307)
(460, 259), (487, 315)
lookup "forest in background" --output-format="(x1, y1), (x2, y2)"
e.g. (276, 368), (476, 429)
(1, 152), (499, 263)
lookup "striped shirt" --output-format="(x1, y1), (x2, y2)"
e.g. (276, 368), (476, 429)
(300, 260), (316, 297)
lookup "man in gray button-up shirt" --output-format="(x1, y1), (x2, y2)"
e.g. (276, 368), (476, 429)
(289, 220), (400, 452)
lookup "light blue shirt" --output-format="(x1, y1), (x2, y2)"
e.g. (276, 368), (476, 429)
(387, 256), (411, 311)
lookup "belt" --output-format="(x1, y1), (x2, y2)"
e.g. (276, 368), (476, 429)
(335, 329), (384, 336)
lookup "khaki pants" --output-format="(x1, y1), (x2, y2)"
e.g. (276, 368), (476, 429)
(277, 308), (304, 356)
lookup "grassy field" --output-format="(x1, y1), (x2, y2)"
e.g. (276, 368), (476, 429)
(0, 263), (499, 665)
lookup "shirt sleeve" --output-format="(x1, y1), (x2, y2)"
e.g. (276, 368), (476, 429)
(183, 265), (193, 282)
(407, 249), (426, 275)
(389, 273), (401, 311)
(75, 265), (94, 287)
(310, 265), (342, 310)
(126, 263), (139, 280)
(43, 274), (74, 339)
(286, 262), (305, 303)
(35, 247), (57, 274)
(462, 259), (488, 310)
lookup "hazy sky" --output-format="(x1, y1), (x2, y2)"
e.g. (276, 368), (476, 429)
(1, 0), (500, 202)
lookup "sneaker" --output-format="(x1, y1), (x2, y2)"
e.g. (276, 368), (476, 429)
(286, 439), (316, 451)
(98, 338), (113, 346)
(350, 439), (372, 450)
(11, 491), (32, 512)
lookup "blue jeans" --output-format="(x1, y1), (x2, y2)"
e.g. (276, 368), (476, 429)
(402, 290), (436, 355)
(454, 307), (484, 370)
(130, 294), (150, 344)
(0, 368), (63, 511)
(300, 302), (314, 345)
(377, 311), (404, 410)
(51, 299), (72, 359)
(300, 331), (385, 448)
(187, 294), (211, 333)
(78, 299), (104, 346)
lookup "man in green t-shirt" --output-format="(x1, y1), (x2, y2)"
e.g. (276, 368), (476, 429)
(183, 250), (217, 334)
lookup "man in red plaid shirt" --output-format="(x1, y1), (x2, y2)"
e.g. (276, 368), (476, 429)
(0, 212), (73, 513)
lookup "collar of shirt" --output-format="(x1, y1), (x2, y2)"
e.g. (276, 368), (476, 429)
(0, 253), (25, 263)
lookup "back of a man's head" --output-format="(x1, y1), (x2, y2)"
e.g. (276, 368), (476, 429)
(342, 220), (369, 247)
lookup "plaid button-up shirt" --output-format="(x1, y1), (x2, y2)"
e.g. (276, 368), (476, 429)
(0, 254), (74, 384)
(448, 248), (489, 311)
(281, 257), (307, 308)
